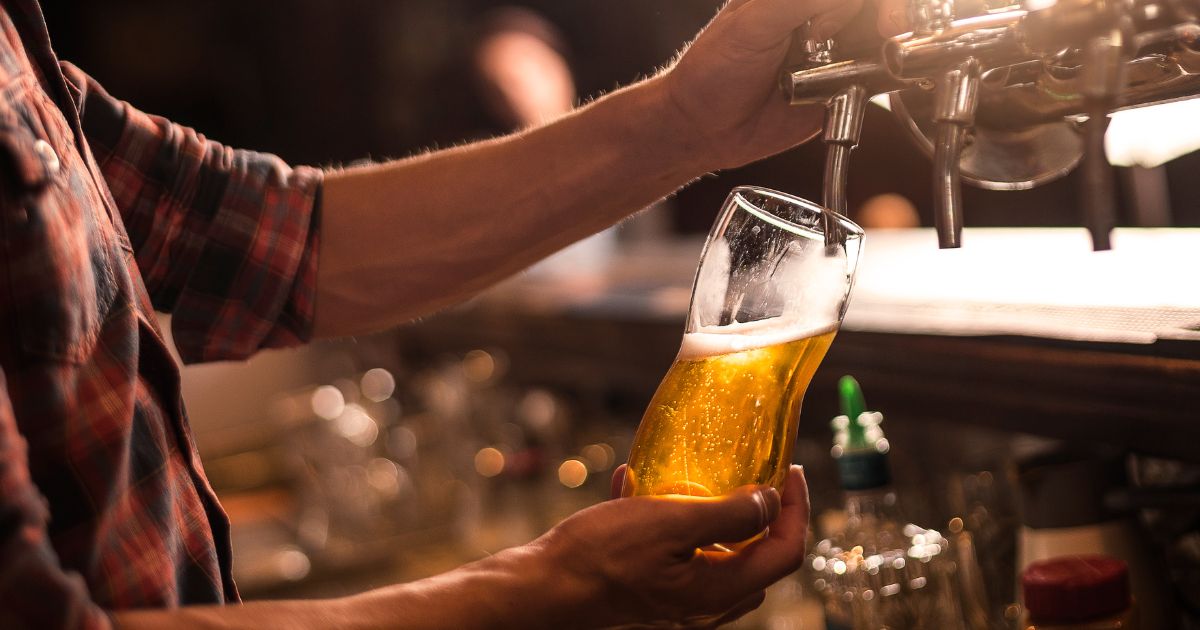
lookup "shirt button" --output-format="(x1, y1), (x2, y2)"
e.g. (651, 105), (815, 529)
(34, 139), (60, 175)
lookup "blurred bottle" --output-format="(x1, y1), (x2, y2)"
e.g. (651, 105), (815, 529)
(808, 376), (973, 630)
(1016, 448), (1175, 629)
(1021, 556), (1138, 630)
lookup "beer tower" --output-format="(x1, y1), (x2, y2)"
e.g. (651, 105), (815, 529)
(782, 0), (1200, 250)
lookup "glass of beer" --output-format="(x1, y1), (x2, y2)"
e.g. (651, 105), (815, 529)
(622, 187), (863, 500)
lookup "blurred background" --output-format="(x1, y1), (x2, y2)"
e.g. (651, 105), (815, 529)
(46, 2), (1200, 628)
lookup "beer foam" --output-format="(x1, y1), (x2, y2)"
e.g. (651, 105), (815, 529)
(677, 319), (838, 360)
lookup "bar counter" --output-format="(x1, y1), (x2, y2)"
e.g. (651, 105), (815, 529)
(396, 228), (1200, 462)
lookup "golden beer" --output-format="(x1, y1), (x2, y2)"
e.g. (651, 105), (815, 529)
(620, 186), (862, 505)
(622, 320), (837, 498)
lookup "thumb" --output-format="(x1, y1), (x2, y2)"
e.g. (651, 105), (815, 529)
(665, 485), (782, 548)
(610, 464), (628, 500)
(877, 0), (911, 36)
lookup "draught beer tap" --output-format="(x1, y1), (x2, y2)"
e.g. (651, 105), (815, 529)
(931, 58), (982, 248)
(788, 23), (869, 248)
(823, 84), (868, 220)
(779, 0), (1200, 250)
(1077, 31), (1129, 250)
(900, 0), (985, 248)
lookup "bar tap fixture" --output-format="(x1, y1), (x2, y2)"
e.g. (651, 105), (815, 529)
(781, 0), (1200, 250)
(823, 84), (868, 219)
(931, 58), (982, 248)
(787, 24), (870, 249)
(1078, 31), (1130, 250)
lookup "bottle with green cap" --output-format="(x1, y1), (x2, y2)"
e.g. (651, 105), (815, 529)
(807, 376), (968, 630)
(831, 376), (892, 491)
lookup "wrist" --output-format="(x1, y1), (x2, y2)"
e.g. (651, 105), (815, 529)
(480, 541), (599, 629)
(341, 542), (599, 630)
(619, 73), (715, 180)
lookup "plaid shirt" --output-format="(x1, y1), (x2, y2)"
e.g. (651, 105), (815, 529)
(0, 2), (322, 628)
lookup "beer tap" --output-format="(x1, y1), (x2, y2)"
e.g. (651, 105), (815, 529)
(931, 58), (982, 248)
(778, 0), (1200, 249)
(824, 84), (868, 221)
(906, 0), (983, 248)
(1077, 30), (1129, 251)
(789, 23), (869, 249)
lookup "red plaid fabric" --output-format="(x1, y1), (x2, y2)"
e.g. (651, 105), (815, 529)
(0, 2), (322, 628)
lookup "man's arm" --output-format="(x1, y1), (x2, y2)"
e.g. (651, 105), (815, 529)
(65, 63), (323, 365)
(112, 467), (811, 630)
(316, 74), (692, 335)
(315, 0), (862, 337)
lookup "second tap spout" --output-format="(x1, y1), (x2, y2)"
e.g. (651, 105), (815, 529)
(931, 57), (982, 249)
(822, 84), (867, 251)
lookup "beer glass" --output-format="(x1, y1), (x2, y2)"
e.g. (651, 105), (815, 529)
(622, 187), (863, 499)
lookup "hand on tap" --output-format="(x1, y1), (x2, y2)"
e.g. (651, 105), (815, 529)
(877, 0), (913, 36)
(662, 0), (865, 170)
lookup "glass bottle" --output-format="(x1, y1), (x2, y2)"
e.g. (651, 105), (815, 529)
(809, 376), (966, 630)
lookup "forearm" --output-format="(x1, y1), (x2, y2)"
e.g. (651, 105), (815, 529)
(314, 75), (702, 337)
(112, 546), (581, 630)
(110, 597), (348, 630)
(344, 544), (588, 630)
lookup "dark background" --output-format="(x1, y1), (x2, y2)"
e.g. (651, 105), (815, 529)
(43, 0), (1200, 231)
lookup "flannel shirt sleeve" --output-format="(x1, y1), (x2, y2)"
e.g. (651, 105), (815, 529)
(61, 62), (323, 364)
(0, 369), (111, 630)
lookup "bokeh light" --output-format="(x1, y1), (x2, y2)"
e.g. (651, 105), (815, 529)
(475, 447), (506, 478)
(558, 459), (588, 488)
(310, 385), (345, 420)
(360, 368), (396, 402)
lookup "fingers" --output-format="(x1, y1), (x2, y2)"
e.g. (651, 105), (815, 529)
(664, 484), (782, 548)
(610, 464), (628, 500)
(812, 0), (868, 40)
(728, 0), (864, 45)
(781, 465), (811, 524)
(705, 466), (811, 591)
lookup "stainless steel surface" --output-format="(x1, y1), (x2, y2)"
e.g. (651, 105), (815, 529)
(933, 123), (970, 247)
(781, 0), (1200, 248)
(792, 27), (870, 246)
(823, 84), (867, 248)
(910, 0), (958, 34)
(931, 58), (981, 247)
(1078, 31), (1129, 250)
(885, 12), (1027, 80)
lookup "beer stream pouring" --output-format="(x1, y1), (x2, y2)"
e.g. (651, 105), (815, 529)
(782, 0), (1200, 250)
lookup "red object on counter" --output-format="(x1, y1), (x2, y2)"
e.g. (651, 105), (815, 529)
(1022, 556), (1132, 624)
